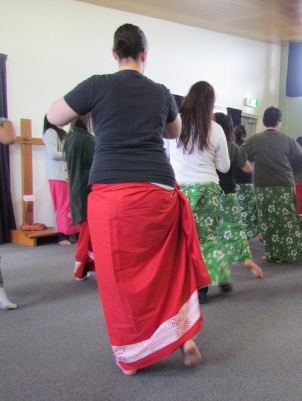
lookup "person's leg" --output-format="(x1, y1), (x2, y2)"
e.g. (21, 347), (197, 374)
(74, 220), (94, 280)
(0, 256), (17, 310)
(88, 183), (207, 373)
(57, 232), (71, 246)
(181, 183), (230, 297)
(48, 180), (79, 245)
(180, 339), (202, 367)
(244, 259), (264, 278)
(256, 186), (302, 262)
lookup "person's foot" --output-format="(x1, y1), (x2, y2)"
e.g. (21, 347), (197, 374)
(198, 287), (208, 304)
(58, 239), (72, 246)
(0, 288), (18, 310)
(117, 362), (138, 376)
(58, 233), (72, 246)
(244, 259), (264, 278)
(180, 339), (201, 367)
(219, 283), (233, 293)
(75, 272), (90, 281)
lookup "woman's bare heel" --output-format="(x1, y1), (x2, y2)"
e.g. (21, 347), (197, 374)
(181, 339), (201, 367)
(244, 259), (264, 278)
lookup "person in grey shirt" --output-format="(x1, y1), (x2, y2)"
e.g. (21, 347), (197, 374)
(242, 106), (302, 263)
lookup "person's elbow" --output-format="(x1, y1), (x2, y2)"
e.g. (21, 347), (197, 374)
(217, 159), (231, 173)
(163, 114), (181, 139)
(1, 122), (16, 144)
(241, 161), (252, 173)
(47, 98), (78, 126)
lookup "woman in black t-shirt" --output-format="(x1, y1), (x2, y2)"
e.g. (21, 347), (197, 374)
(47, 23), (210, 376)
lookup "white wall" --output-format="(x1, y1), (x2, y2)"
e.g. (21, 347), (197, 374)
(0, 0), (281, 228)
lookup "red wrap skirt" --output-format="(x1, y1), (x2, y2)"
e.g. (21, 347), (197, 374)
(295, 182), (302, 215)
(88, 182), (210, 371)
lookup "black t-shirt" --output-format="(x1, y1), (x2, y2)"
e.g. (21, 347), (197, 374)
(233, 139), (253, 184)
(64, 70), (178, 187)
(217, 141), (247, 194)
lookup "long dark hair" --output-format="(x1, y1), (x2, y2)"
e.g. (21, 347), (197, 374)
(69, 114), (91, 132)
(214, 112), (234, 142)
(233, 124), (247, 142)
(113, 23), (148, 60)
(178, 81), (215, 153)
(43, 115), (67, 142)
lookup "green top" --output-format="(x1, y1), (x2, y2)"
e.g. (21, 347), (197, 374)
(64, 127), (95, 224)
(241, 129), (302, 187)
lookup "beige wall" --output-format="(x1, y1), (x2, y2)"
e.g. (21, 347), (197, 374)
(0, 0), (281, 227)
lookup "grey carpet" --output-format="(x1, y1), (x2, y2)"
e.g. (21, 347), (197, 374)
(0, 238), (301, 401)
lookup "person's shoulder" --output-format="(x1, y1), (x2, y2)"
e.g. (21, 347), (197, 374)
(228, 141), (239, 151)
(142, 76), (171, 93)
(43, 128), (58, 139)
(79, 74), (111, 87)
(211, 120), (225, 137)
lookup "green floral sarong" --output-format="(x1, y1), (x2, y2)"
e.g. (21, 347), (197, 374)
(256, 186), (302, 262)
(218, 193), (252, 264)
(181, 183), (231, 286)
(236, 184), (260, 240)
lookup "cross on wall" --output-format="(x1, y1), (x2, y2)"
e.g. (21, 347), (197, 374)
(11, 118), (57, 246)
(15, 118), (44, 225)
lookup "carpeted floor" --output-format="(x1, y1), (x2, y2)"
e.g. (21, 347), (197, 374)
(0, 238), (301, 401)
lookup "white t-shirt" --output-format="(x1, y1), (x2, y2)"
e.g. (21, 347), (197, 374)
(169, 121), (230, 184)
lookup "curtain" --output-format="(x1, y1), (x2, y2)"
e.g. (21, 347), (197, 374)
(0, 53), (16, 244)
(286, 42), (302, 97)
(227, 107), (242, 127)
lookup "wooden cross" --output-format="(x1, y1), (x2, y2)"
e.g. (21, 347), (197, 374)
(15, 118), (44, 224)
(10, 118), (57, 246)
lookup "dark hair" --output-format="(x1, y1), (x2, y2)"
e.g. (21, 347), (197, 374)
(296, 136), (302, 147)
(263, 106), (282, 128)
(113, 23), (147, 60)
(214, 112), (234, 142)
(70, 114), (91, 132)
(178, 81), (215, 153)
(43, 115), (66, 142)
(233, 124), (247, 141)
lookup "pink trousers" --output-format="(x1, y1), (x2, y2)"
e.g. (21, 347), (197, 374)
(48, 180), (80, 235)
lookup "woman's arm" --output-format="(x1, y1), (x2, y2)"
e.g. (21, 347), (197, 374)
(241, 160), (253, 173)
(47, 98), (78, 127)
(216, 131), (231, 173)
(163, 114), (182, 139)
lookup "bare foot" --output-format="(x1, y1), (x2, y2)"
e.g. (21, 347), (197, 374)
(58, 240), (72, 246)
(117, 362), (137, 376)
(261, 255), (266, 261)
(181, 339), (201, 367)
(244, 259), (264, 278)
